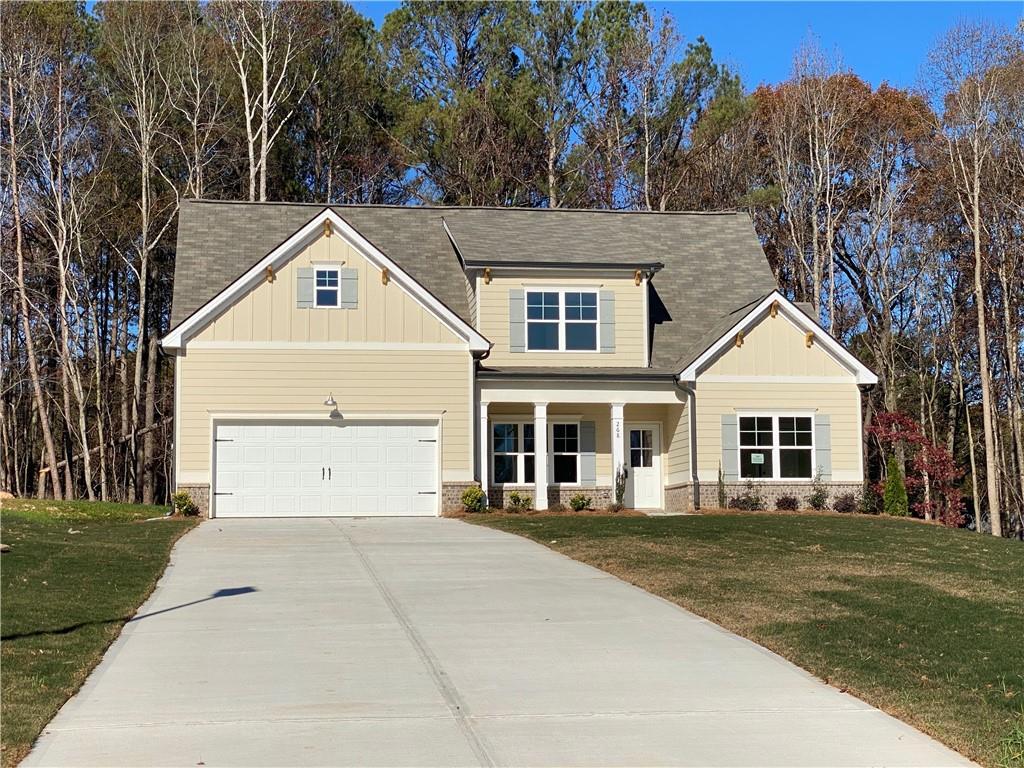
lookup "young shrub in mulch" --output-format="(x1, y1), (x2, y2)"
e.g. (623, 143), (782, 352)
(860, 482), (882, 514)
(728, 483), (766, 511)
(172, 490), (200, 517)
(461, 486), (486, 513)
(507, 491), (533, 513)
(807, 475), (829, 511)
(775, 495), (800, 511)
(883, 455), (909, 516)
(569, 493), (592, 512)
(832, 493), (859, 513)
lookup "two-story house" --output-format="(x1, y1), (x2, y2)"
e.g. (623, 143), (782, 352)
(163, 201), (876, 517)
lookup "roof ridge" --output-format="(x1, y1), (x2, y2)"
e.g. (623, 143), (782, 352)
(182, 198), (746, 216)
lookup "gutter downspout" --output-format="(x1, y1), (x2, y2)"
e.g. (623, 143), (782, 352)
(675, 378), (699, 511)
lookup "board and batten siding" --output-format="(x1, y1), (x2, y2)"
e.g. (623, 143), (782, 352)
(477, 275), (645, 366)
(192, 233), (460, 345)
(177, 348), (472, 482)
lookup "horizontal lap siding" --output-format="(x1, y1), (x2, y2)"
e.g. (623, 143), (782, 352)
(478, 276), (645, 366)
(694, 382), (860, 474)
(664, 403), (689, 484)
(178, 349), (471, 477)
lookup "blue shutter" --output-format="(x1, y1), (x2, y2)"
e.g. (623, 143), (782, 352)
(296, 267), (313, 308)
(599, 291), (615, 353)
(580, 421), (596, 488)
(815, 415), (832, 481)
(721, 414), (739, 482)
(509, 289), (525, 353)
(339, 267), (358, 309)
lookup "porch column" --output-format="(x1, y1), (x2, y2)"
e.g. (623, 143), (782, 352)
(479, 401), (489, 497)
(534, 402), (548, 510)
(610, 403), (625, 490)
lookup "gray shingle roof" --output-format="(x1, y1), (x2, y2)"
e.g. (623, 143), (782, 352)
(170, 200), (777, 370)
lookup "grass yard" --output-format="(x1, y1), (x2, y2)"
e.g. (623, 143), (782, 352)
(0, 498), (197, 766)
(472, 511), (1024, 767)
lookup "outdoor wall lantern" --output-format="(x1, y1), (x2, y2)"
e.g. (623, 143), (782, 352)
(323, 393), (337, 407)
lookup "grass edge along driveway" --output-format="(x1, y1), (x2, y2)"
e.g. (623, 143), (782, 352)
(470, 511), (1023, 768)
(1, 498), (197, 766)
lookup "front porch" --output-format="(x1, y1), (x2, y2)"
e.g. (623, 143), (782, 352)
(478, 384), (691, 512)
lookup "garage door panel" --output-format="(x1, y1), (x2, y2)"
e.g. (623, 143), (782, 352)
(213, 421), (438, 517)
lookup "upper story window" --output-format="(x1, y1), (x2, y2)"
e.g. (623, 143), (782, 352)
(739, 414), (814, 480)
(526, 290), (598, 351)
(314, 267), (340, 307)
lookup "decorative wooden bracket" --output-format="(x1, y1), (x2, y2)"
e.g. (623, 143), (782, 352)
(323, 220), (331, 238)
(483, 267), (492, 285)
(265, 265), (274, 283)
(805, 331), (815, 348)
(770, 300), (778, 318)
(381, 267), (389, 285)
(735, 331), (744, 348)
(634, 269), (643, 286)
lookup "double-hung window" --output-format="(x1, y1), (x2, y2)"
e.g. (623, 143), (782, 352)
(739, 415), (814, 480)
(551, 423), (579, 484)
(492, 423), (535, 484)
(314, 267), (340, 307)
(525, 290), (598, 351)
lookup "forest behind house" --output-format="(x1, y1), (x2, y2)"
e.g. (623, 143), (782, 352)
(2, 1), (1022, 537)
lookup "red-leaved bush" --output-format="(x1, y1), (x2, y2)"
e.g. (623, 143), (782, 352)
(868, 412), (964, 527)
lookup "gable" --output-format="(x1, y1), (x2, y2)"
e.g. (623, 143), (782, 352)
(163, 209), (490, 351)
(191, 232), (461, 346)
(700, 311), (852, 379)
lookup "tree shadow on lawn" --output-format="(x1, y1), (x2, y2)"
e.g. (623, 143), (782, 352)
(1, 586), (258, 641)
(752, 574), (1022, 760)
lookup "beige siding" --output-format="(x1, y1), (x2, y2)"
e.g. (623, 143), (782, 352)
(664, 403), (689, 484)
(703, 313), (850, 377)
(694, 381), (862, 481)
(178, 348), (472, 479)
(192, 233), (461, 345)
(478, 275), (645, 366)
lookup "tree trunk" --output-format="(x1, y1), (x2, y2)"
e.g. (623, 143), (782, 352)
(142, 333), (158, 505)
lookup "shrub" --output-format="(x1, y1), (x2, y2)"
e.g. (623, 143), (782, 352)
(860, 482), (882, 514)
(461, 486), (486, 513)
(568, 493), (592, 512)
(807, 474), (829, 510)
(728, 482), (766, 511)
(833, 493), (858, 513)
(775, 495), (799, 511)
(508, 491), (533, 513)
(172, 490), (199, 517)
(883, 455), (909, 516)
(717, 464), (727, 508)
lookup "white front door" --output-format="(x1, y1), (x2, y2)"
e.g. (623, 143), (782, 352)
(624, 424), (662, 509)
(213, 421), (438, 517)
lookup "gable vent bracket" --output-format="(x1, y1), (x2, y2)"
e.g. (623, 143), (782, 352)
(634, 269), (643, 286)
(770, 300), (778, 318)
(483, 267), (492, 284)
(735, 331), (744, 348)
(805, 331), (815, 348)
(381, 267), (390, 285)
(323, 220), (331, 238)
(265, 265), (274, 283)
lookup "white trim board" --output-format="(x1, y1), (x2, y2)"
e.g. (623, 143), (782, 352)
(162, 208), (491, 353)
(679, 291), (878, 385)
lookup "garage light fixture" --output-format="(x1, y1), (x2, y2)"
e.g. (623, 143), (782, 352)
(323, 393), (337, 407)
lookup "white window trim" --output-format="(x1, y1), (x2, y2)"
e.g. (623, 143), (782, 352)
(491, 421), (535, 486)
(525, 288), (600, 353)
(312, 264), (341, 308)
(549, 420), (582, 487)
(736, 411), (816, 482)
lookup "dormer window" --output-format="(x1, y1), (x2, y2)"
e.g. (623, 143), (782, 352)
(314, 267), (340, 307)
(526, 289), (598, 352)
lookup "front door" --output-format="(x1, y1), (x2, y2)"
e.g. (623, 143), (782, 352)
(624, 424), (662, 509)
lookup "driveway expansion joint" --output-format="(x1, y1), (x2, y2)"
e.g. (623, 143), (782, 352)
(328, 518), (497, 768)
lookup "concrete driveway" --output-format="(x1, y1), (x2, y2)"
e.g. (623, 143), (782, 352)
(26, 518), (969, 767)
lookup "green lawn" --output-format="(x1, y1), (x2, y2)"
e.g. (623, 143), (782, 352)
(0, 499), (196, 766)
(471, 512), (1024, 767)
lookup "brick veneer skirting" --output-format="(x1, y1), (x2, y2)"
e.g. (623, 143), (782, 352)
(487, 486), (614, 510)
(441, 482), (477, 515)
(698, 481), (863, 510)
(176, 484), (211, 517)
(664, 483), (694, 513)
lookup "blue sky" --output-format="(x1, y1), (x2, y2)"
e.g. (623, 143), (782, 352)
(352, 1), (1023, 90)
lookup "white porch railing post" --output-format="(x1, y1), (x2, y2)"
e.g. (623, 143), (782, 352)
(534, 402), (548, 510)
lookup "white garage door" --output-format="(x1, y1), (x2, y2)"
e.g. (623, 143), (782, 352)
(213, 421), (438, 517)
